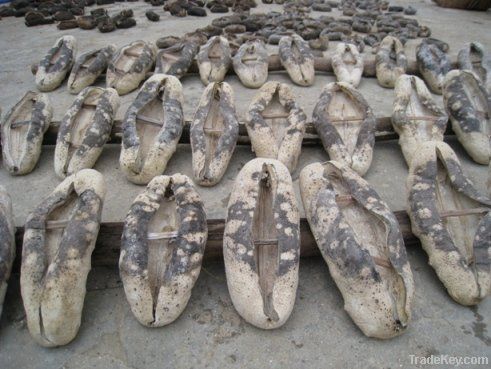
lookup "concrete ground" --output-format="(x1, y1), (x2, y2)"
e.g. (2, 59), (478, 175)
(0, 0), (490, 368)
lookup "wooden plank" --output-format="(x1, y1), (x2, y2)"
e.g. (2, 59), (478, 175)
(12, 210), (419, 272)
(182, 53), (457, 78)
(31, 53), (459, 80)
(8, 116), (454, 148)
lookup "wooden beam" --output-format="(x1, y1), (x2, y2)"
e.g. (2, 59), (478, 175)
(31, 53), (458, 79)
(12, 210), (419, 272)
(12, 116), (454, 148)
(173, 53), (454, 78)
(40, 117), (396, 145)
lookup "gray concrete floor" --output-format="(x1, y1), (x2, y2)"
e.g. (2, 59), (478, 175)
(0, 0), (490, 368)
(1, 253), (490, 369)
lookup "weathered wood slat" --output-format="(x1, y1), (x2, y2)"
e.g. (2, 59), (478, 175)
(182, 53), (457, 78)
(31, 53), (459, 80)
(12, 210), (418, 272)
(20, 116), (454, 147)
(41, 117), (395, 145)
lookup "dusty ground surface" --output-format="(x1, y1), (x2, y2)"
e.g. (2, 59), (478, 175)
(1, 253), (490, 369)
(0, 0), (490, 368)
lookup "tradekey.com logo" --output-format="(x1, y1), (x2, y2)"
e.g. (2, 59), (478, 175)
(409, 354), (489, 366)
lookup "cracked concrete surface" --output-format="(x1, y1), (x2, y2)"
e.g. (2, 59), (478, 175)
(0, 0), (490, 367)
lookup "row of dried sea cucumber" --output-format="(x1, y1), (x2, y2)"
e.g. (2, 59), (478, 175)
(2, 67), (489, 185)
(0, 146), (489, 347)
(31, 34), (491, 99)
